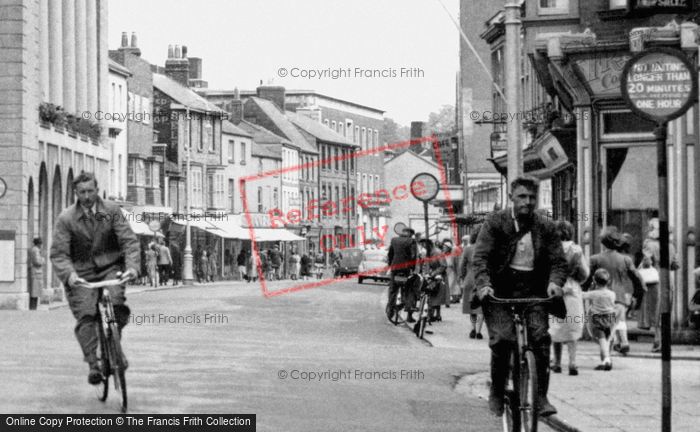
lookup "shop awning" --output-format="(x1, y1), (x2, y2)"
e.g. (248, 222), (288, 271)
(121, 209), (164, 237)
(252, 228), (304, 242)
(205, 218), (250, 240)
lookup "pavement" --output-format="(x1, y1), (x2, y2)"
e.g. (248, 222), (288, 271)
(425, 300), (700, 432)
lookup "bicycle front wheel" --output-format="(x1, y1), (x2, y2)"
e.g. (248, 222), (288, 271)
(95, 322), (109, 402)
(108, 323), (128, 413)
(519, 350), (539, 432)
(502, 389), (520, 432)
(415, 295), (427, 339)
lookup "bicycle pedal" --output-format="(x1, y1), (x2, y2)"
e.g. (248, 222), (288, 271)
(425, 330), (434, 334)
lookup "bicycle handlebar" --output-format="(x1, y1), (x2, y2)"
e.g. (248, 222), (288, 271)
(486, 294), (555, 305)
(84, 279), (123, 289)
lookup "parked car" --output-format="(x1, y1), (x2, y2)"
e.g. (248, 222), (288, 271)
(358, 248), (390, 284)
(334, 248), (364, 278)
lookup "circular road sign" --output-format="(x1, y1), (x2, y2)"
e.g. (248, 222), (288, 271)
(410, 173), (440, 202)
(621, 47), (698, 123)
(148, 220), (162, 233)
(0, 178), (6, 199)
(393, 222), (407, 235)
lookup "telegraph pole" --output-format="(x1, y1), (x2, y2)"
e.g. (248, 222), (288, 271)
(504, 1), (522, 185)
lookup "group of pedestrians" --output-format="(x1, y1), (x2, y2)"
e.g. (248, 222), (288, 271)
(235, 246), (318, 282)
(143, 237), (174, 287)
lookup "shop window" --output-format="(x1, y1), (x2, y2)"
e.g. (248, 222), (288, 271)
(257, 187), (263, 213)
(601, 111), (656, 137)
(127, 158), (135, 185)
(229, 179), (235, 213)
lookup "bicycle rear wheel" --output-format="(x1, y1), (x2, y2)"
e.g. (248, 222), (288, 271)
(95, 322), (109, 402)
(519, 350), (539, 432)
(502, 389), (520, 432)
(108, 323), (128, 413)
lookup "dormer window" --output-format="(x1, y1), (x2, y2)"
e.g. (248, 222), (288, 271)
(538, 0), (569, 15)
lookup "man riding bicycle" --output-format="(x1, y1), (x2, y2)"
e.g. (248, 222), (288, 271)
(387, 227), (418, 322)
(50, 172), (140, 385)
(472, 175), (567, 418)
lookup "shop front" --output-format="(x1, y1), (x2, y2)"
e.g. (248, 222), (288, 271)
(533, 24), (700, 331)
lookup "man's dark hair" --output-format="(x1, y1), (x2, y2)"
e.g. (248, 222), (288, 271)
(510, 175), (539, 193)
(73, 171), (98, 188)
(555, 220), (574, 242)
(600, 226), (621, 250)
(33, 237), (42, 246)
(403, 227), (415, 236)
(593, 268), (610, 287)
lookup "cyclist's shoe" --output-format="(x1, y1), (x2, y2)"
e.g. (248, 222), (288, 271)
(537, 397), (557, 417)
(88, 362), (103, 385)
(406, 312), (416, 323)
(488, 394), (504, 416)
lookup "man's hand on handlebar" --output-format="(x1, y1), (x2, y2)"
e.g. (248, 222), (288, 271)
(68, 273), (89, 289)
(116, 268), (138, 285)
(477, 285), (494, 300)
(547, 282), (563, 298)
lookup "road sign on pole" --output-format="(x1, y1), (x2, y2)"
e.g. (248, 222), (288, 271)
(410, 173), (440, 241)
(622, 47), (698, 432)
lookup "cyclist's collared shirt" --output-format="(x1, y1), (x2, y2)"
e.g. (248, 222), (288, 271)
(510, 207), (535, 271)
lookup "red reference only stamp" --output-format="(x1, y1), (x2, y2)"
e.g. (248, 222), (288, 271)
(240, 136), (460, 297)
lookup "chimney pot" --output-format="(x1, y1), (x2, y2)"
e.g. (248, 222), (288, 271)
(167, 44), (174, 58)
(174, 45), (181, 58)
(130, 32), (138, 48)
(121, 32), (128, 48)
(182, 45), (188, 58)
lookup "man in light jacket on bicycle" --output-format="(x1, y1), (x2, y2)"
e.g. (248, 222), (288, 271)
(472, 175), (567, 417)
(50, 172), (140, 385)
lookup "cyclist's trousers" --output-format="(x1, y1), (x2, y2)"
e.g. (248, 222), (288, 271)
(66, 265), (130, 363)
(387, 272), (415, 312)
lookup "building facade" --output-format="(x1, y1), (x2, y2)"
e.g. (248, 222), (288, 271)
(107, 59), (130, 203)
(478, 0), (700, 331)
(0, 0), (111, 309)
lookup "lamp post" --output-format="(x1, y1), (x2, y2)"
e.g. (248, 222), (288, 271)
(504, 0), (523, 186)
(183, 107), (194, 283)
(321, 191), (329, 266)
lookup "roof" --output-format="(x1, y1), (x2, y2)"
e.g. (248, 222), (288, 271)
(153, 73), (224, 113)
(222, 120), (252, 138)
(252, 142), (282, 160)
(246, 97), (318, 154)
(198, 88), (385, 114)
(238, 120), (292, 146)
(384, 147), (441, 169)
(286, 111), (357, 148)
(108, 59), (131, 77)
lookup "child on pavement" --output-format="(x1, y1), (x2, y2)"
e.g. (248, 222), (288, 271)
(582, 268), (616, 371)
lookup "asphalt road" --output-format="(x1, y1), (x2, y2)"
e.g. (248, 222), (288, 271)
(1, 279), (519, 431)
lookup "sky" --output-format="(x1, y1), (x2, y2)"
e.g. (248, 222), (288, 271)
(108, 0), (460, 126)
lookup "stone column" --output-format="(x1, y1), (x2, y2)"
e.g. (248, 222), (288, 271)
(97, 0), (108, 138)
(86, 0), (98, 114)
(74, 0), (87, 114)
(40, 0), (50, 102)
(62, 0), (76, 113)
(48, 0), (63, 106)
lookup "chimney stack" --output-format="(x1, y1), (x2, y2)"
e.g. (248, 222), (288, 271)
(227, 91), (244, 124)
(187, 57), (208, 88)
(256, 85), (286, 112)
(165, 43), (190, 87)
(118, 31), (141, 56)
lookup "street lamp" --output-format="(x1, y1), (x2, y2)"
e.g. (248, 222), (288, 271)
(183, 107), (194, 283)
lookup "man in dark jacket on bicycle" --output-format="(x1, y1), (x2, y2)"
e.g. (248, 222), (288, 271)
(50, 172), (140, 385)
(387, 227), (418, 322)
(472, 175), (567, 417)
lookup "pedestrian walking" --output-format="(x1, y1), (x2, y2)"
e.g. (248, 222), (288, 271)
(157, 238), (172, 286)
(169, 241), (182, 285)
(424, 239), (449, 322)
(641, 218), (678, 353)
(195, 244), (203, 283)
(289, 249), (301, 280)
(237, 249), (248, 281)
(199, 249), (209, 283)
(208, 247), (218, 282)
(387, 227), (418, 322)
(472, 175), (567, 417)
(29, 237), (45, 310)
(442, 239), (460, 305)
(638, 253), (661, 352)
(582, 268), (617, 371)
(459, 228), (484, 339)
(300, 253), (313, 280)
(549, 220), (589, 376)
(269, 245), (282, 280)
(586, 227), (644, 356)
(145, 243), (159, 287)
(246, 250), (257, 282)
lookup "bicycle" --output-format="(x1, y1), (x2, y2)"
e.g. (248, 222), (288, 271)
(86, 279), (128, 413)
(486, 294), (554, 432)
(413, 274), (441, 339)
(388, 274), (409, 325)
